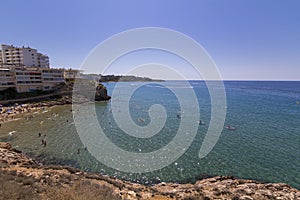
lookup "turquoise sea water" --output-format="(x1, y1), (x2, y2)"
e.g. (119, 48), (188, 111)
(1, 81), (300, 189)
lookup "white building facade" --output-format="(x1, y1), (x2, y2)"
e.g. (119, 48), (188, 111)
(0, 68), (15, 91)
(0, 44), (80, 93)
(42, 68), (65, 91)
(0, 44), (49, 68)
(63, 68), (80, 80)
(14, 67), (43, 92)
(0, 66), (66, 93)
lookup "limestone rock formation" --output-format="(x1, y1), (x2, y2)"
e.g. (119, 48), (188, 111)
(95, 84), (111, 101)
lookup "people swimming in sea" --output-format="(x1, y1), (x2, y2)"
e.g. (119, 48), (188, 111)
(38, 132), (41, 137)
(198, 120), (205, 125)
(41, 139), (47, 147)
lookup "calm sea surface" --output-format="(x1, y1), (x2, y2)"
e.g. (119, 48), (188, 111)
(1, 81), (300, 188)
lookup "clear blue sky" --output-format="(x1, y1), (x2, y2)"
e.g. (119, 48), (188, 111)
(1, 0), (300, 80)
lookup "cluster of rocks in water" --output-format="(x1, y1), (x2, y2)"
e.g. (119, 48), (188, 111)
(0, 142), (299, 200)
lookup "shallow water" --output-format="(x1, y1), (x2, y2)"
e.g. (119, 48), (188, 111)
(0, 81), (299, 189)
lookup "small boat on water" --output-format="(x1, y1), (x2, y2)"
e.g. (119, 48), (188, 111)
(224, 125), (236, 131)
(137, 117), (145, 123)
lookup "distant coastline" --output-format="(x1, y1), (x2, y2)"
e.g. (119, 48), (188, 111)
(82, 74), (164, 82)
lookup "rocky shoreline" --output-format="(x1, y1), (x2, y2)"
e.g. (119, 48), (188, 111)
(0, 82), (110, 124)
(0, 142), (299, 200)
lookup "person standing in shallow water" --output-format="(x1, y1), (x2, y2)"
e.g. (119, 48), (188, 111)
(41, 139), (47, 147)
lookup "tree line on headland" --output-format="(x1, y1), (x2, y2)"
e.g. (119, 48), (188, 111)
(97, 74), (164, 82)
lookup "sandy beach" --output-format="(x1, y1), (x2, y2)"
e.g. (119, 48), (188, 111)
(0, 96), (72, 125)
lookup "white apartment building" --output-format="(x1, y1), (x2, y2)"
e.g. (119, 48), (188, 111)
(0, 44), (49, 68)
(64, 68), (80, 80)
(0, 44), (80, 93)
(15, 67), (43, 92)
(0, 68), (15, 91)
(0, 66), (66, 93)
(42, 68), (65, 91)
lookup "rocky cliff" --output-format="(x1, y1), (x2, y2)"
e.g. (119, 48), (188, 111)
(0, 142), (299, 200)
(95, 84), (111, 101)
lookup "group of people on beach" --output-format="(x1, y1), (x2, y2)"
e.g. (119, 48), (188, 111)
(41, 139), (47, 147)
(0, 96), (72, 124)
(0, 103), (49, 123)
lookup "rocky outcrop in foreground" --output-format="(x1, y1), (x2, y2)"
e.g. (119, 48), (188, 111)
(0, 142), (299, 200)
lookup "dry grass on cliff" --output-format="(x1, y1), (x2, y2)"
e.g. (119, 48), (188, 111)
(41, 180), (121, 200)
(0, 170), (38, 200)
(0, 169), (121, 200)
